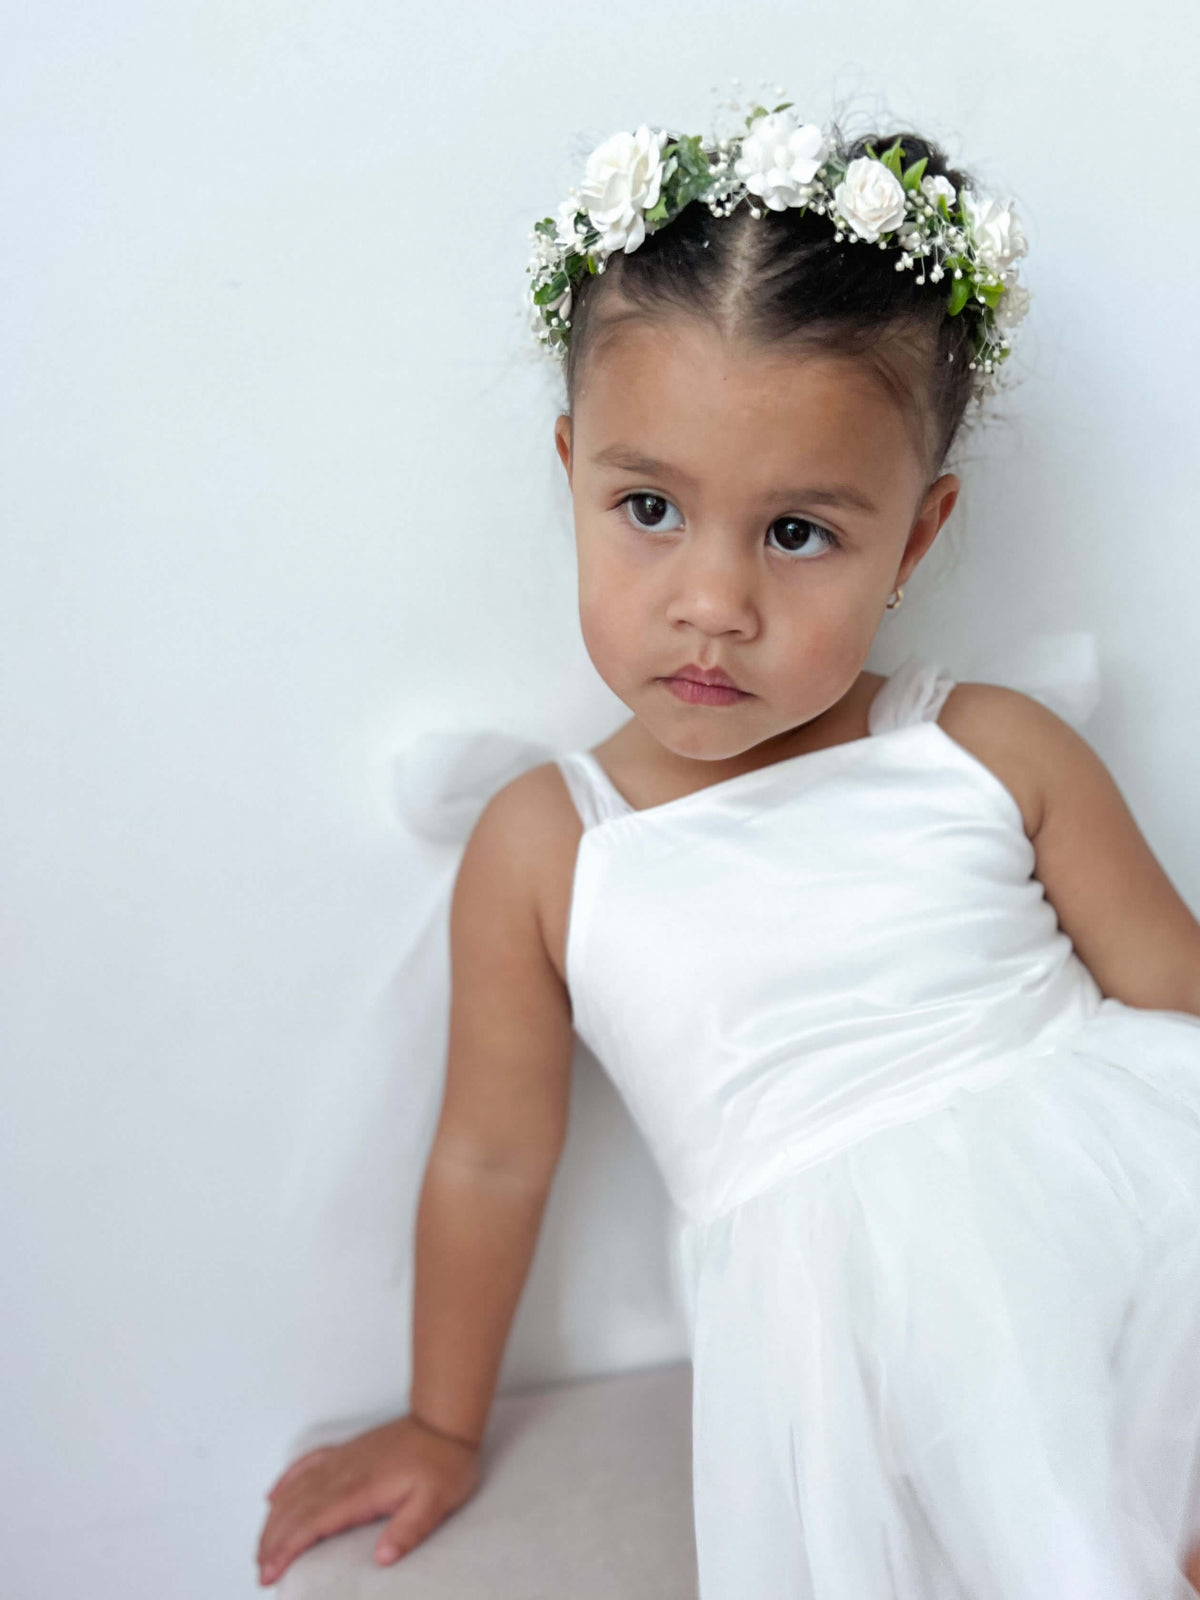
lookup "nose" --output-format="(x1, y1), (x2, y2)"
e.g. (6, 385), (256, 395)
(664, 531), (760, 639)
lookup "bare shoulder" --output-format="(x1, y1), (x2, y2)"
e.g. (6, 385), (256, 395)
(935, 679), (1095, 839)
(938, 680), (1200, 1011)
(457, 760), (583, 985)
(466, 759), (581, 861)
(439, 763), (583, 1186)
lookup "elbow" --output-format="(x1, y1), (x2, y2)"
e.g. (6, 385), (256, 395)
(428, 1130), (566, 1198)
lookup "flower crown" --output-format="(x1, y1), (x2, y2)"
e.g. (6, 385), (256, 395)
(527, 100), (1029, 387)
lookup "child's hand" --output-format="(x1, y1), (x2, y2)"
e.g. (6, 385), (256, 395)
(256, 1413), (481, 1587)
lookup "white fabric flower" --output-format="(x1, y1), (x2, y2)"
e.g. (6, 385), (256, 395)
(994, 276), (1031, 333)
(920, 173), (957, 208)
(832, 157), (908, 242)
(578, 124), (669, 255)
(963, 194), (1027, 274)
(733, 111), (829, 211)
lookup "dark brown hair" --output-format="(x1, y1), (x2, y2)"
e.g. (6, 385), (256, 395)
(563, 131), (980, 475)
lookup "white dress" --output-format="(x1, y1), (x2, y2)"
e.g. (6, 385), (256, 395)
(396, 649), (1200, 1600)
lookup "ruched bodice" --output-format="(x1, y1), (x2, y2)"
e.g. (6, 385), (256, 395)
(556, 661), (1104, 1226)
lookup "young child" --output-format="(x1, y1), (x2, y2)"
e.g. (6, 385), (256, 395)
(257, 99), (1200, 1597)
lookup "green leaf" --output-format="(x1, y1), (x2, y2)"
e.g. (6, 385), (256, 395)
(661, 135), (714, 211)
(747, 103), (769, 123)
(901, 156), (928, 191)
(946, 276), (971, 316)
(880, 139), (905, 179)
(676, 173), (713, 208)
(977, 281), (1006, 309)
(771, 100), (794, 113)
(676, 134), (709, 175)
(533, 271), (569, 306)
(645, 195), (669, 224)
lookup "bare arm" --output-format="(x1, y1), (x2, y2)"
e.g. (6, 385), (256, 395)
(257, 765), (578, 1584)
(941, 683), (1200, 1015)
(410, 765), (578, 1445)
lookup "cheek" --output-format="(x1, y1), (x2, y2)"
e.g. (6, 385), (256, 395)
(770, 577), (865, 646)
(576, 542), (643, 677)
(578, 584), (634, 678)
(766, 596), (876, 701)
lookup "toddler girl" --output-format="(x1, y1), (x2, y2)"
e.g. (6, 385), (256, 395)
(258, 98), (1200, 1597)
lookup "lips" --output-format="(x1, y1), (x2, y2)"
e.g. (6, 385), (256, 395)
(669, 664), (742, 690)
(661, 664), (751, 707)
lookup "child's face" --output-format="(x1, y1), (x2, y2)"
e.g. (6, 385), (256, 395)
(555, 314), (959, 763)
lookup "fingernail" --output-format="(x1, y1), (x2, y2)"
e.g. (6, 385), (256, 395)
(377, 1544), (395, 1563)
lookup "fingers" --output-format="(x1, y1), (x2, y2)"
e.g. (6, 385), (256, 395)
(375, 1489), (443, 1565)
(265, 1445), (335, 1500)
(258, 1480), (412, 1587)
(255, 1418), (472, 1586)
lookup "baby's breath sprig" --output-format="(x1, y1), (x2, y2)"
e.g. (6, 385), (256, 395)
(526, 96), (1029, 394)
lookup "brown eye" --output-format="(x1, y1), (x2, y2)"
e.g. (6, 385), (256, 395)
(622, 493), (682, 532)
(767, 516), (838, 557)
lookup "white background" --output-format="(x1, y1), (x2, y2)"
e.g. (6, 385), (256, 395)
(3, 3), (1198, 1596)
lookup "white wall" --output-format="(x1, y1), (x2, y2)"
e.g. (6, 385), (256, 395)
(3, 3), (1198, 1595)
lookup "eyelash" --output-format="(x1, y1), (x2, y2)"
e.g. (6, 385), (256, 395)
(616, 492), (842, 557)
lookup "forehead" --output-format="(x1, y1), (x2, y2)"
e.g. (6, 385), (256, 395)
(571, 314), (928, 494)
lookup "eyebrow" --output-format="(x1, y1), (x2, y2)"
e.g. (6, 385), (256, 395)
(589, 446), (880, 514)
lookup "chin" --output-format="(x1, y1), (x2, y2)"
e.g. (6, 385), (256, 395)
(650, 711), (770, 763)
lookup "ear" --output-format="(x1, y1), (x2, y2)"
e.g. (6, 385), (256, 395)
(896, 472), (959, 588)
(554, 413), (572, 484)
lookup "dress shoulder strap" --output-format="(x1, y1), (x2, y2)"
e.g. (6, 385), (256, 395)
(555, 751), (634, 831)
(868, 656), (957, 734)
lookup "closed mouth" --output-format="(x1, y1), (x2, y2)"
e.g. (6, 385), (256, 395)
(667, 665), (744, 691)
(660, 670), (752, 704)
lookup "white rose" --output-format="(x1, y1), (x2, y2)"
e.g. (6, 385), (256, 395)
(578, 124), (669, 255)
(733, 111), (829, 211)
(920, 173), (957, 209)
(832, 157), (908, 243)
(963, 194), (1027, 274)
(993, 275), (1030, 333)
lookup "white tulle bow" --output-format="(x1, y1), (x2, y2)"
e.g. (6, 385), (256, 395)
(963, 629), (1101, 731)
(394, 728), (555, 844)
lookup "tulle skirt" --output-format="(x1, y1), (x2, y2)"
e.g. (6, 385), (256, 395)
(679, 1000), (1200, 1599)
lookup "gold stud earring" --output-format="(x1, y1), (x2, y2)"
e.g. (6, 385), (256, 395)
(885, 585), (905, 611)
